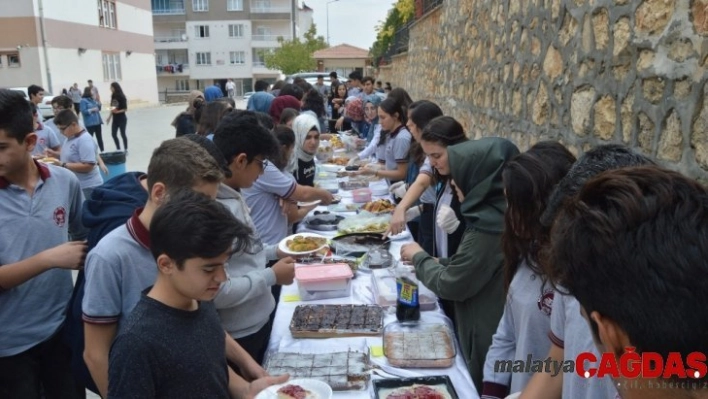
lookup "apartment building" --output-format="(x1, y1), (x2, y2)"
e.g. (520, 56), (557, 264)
(152, 0), (300, 97)
(0, 0), (158, 105)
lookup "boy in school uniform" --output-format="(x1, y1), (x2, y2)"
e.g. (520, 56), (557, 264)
(108, 190), (283, 398)
(0, 89), (87, 397)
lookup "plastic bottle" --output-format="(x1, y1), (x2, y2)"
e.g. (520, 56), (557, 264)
(395, 267), (420, 323)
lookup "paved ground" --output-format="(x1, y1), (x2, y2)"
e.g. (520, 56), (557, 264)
(84, 100), (244, 399)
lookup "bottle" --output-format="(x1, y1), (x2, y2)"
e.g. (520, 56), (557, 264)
(396, 268), (420, 323)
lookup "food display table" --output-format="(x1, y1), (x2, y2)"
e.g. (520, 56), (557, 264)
(266, 177), (479, 399)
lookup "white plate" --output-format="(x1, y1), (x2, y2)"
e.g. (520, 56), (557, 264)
(319, 164), (343, 173)
(297, 200), (322, 207)
(278, 233), (329, 256)
(254, 378), (333, 399)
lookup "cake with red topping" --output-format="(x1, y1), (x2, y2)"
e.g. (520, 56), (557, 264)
(277, 384), (314, 399)
(385, 384), (450, 399)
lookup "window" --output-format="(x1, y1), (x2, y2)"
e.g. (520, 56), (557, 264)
(98, 0), (117, 29)
(8, 53), (21, 67)
(228, 24), (244, 38)
(0, 55), (4, 68)
(192, 0), (208, 11)
(195, 52), (211, 66)
(176, 79), (190, 91)
(102, 53), (121, 81)
(226, 0), (243, 11)
(194, 25), (209, 38)
(229, 51), (246, 65)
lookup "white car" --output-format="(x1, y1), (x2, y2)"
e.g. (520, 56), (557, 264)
(243, 91), (255, 102)
(6, 87), (55, 119)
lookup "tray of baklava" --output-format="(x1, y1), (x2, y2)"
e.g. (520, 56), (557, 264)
(289, 304), (384, 338)
(264, 349), (371, 391)
(383, 322), (456, 368)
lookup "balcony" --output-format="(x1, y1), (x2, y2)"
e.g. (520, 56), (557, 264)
(252, 34), (290, 42)
(250, 1), (291, 19)
(152, 0), (185, 15)
(156, 63), (189, 76)
(251, 5), (290, 13)
(153, 7), (184, 14)
(154, 32), (188, 49)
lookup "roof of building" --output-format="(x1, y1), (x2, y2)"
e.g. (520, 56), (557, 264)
(313, 44), (370, 59)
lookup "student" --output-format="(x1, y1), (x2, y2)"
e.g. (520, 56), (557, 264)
(205, 83), (224, 102)
(212, 112), (298, 364)
(520, 144), (653, 399)
(291, 112), (321, 187)
(400, 138), (520, 392)
(359, 97), (411, 184)
(82, 139), (267, 397)
(269, 95), (301, 125)
(106, 82), (128, 151)
(550, 166), (708, 399)
(172, 90), (204, 137)
(279, 107), (299, 128)
(80, 87), (104, 152)
(481, 142), (576, 399)
(0, 89), (88, 398)
(88, 79), (100, 103)
(68, 83), (82, 115)
(347, 70), (363, 98)
(247, 80), (275, 114)
(28, 84), (46, 120)
(45, 95), (78, 138)
(29, 102), (62, 157)
(53, 109), (103, 199)
(226, 78), (236, 99)
(108, 190), (285, 398)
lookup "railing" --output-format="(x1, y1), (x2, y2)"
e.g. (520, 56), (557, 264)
(156, 63), (189, 74)
(251, 6), (291, 13)
(252, 34), (290, 41)
(419, 0), (442, 16)
(154, 34), (187, 42)
(375, 22), (411, 67)
(252, 61), (266, 67)
(152, 7), (185, 14)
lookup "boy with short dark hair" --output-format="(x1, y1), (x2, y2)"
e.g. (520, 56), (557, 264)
(108, 190), (262, 398)
(53, 109), (103, 198)
(0, 89), (87, 398)
(551, 166), (708, 399)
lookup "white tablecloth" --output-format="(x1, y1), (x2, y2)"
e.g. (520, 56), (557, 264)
(266, 178), (479, 399)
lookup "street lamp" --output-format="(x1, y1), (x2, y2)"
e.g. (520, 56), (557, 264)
(326, 0), (339, 45)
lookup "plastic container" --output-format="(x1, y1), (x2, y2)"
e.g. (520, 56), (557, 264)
(352, 188), (372, 203)
(295, 264), (353, 301)
(371, 268), (437, 310)
(382, 322), (457, 368)
(317, 181), (339, 194)
(100, 151), (126, 181)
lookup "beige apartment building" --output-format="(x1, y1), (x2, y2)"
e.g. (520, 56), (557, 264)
(0, 0), (158, 105)
(152, 0), (311, 98)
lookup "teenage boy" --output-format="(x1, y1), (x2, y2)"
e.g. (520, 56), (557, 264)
(0, 89), (88, 398)
(52, 109), (103, 198)
(362, 76), (375, 96)
(551, 166), (708, 399)
(246, 80), (275, 114)
(82, 138), (270, 397)
(520, 144), (653, 399)
(212, 111), (297, 364)
(45, 95), (79, 139)
(29, 102), (61, 157)
(108, 190), (284, 398)
(88, 79), (100, 103)
(347, 70), (363, 98)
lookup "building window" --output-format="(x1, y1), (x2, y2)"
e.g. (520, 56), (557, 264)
(195, 52), (211, 66)
(176, 79), (190, 91)
(228, 24), (244, 38)
(192, 0), (208, 11)
(226, 0), (243, 10)
(8, 53), (21, 67)
(102, 53), (121, 81)
(229, 51), (246, 65)
(98, 0), (117, 29)
(194, 25), (209, 38)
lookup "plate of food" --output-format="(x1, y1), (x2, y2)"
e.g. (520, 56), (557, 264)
(38, 156), (60, 165)
(297, 200), (322, 207)
(373, 376), (459, 399)
(279, 233), (329, 256)
(255, 378), (332, 399)
(326, 157), (349, 166)
(359, 199), (396, 215)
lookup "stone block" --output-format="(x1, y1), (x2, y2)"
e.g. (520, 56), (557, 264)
(533, 84), (550, 125)
(635, 0), (675, 35)
(658, 110), (683, 162)
(637, 111), (656, 155)
(543, 45), (563, 80)
(582, 13), (594, 53)
(637, 49), (655, 70)
(613, 17), (631, 57)
(593, 95), (617, 140)
(667, 37), (696, 62)
(621, 85), (636, 144)
(691, 84), (708, 171)
(692, 0), (708, 36)
(593, 9), (610, 50)
(571, 86), (596, 136)
(559, 13), (579, 46)
(642, 77), (665, 103)
(674, 78), (692, 98)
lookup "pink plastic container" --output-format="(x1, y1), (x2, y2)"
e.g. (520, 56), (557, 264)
(295, 264), (354, 301)
(352, 188), (372, 203)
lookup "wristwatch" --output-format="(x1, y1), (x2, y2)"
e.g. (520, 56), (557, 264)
(61, 162), (67, 168)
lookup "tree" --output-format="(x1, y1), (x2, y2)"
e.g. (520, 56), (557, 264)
(263, 24), (328, 75)
(370, 0), (415, 67)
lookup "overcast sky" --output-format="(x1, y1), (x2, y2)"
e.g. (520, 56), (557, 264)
(303, 0), (397, 50)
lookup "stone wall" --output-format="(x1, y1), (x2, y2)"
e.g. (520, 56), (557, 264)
(376, 0), (708, 181)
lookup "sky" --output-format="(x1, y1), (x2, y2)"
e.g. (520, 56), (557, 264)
(303, 0), (397, 50)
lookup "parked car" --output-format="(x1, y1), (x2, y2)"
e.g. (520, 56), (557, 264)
(242, 91), (255, 102)
(6, 87), (55, 119)
(286, 72), (332, 87)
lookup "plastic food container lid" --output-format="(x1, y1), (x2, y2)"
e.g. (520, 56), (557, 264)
(295, 264), (353, 283)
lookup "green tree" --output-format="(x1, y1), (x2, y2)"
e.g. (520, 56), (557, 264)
(263, 24), (328, 75)
(370, 0), (415, 67)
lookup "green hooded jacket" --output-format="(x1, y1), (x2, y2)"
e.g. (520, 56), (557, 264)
(412, 137), (520, 392)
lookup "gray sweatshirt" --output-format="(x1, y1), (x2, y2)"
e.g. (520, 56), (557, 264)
(482, 261), (554, 398)
(214, 183), (278, 338)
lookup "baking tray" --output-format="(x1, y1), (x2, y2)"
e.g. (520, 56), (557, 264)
(303, 212), (345, 231)
(382, 322), (456, 368)
(265, 349), (371, 391)
(373, 375), (459, 399)
(289, 304), (384, 338)
(331, 233), (390, 257)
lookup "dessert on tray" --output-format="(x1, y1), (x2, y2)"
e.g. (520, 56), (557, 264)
(266, 350), (370, 391)
(289, 304), (384, 338)
(383, 323), (456, 368)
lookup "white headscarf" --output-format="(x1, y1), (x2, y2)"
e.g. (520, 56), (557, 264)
(291, 112), (321, 172)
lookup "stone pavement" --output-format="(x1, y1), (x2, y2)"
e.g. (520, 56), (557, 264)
(84, 99), (245, 399)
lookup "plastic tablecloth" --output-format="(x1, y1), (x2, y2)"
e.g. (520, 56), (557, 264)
(266, 178), (479, 399)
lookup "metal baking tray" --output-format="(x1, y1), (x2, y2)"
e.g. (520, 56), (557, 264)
(373, 375), (459, 399)
(382, 322), (456, 368)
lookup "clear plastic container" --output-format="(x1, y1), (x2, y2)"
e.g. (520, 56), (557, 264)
(352, 188), (372, 203)
(295, 264), (353, 301)
(382, 322), (457, 368)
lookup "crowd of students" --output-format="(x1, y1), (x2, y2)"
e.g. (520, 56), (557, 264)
(0, 78), (706, 399)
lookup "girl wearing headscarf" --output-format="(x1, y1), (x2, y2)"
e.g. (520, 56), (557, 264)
(348, 94), (382, 165)
(172, 90), (204, 137)
(290, 112), (320, 186)
(269, 95), (301, 125)
(400, 137), (520, 393)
